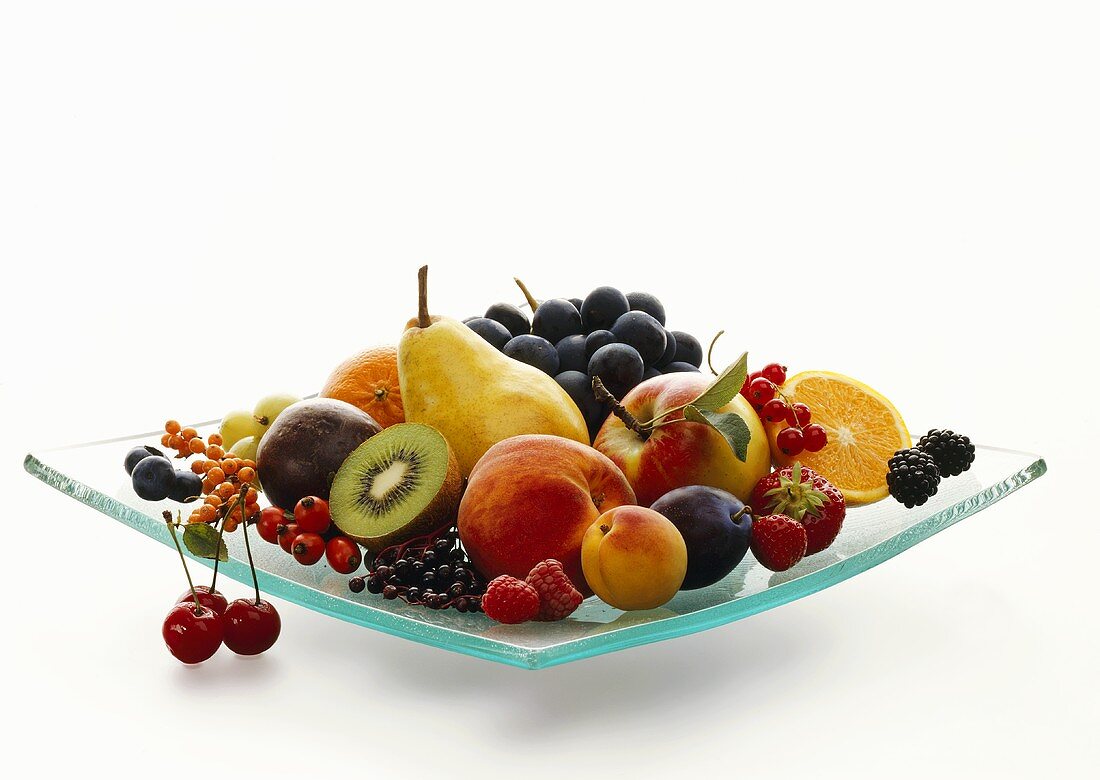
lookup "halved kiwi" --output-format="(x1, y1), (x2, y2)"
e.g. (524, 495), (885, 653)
(330, 423), (464, 552)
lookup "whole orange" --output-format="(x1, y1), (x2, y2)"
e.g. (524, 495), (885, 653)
(319, 345), (404, 428)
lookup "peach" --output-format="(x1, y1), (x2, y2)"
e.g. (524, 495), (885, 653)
(593, 373), (771, 506)
(581, 505), (687, 610)
(456, 435), (636, 596)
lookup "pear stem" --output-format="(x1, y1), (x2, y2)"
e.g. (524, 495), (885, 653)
(514, 277), (539, 312)
(592, 376), (650, 441)
(417, 265), (431, 328)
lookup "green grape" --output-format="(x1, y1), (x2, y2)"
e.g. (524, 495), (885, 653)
(253, 393), (301, 433)
(219, 409), (263, 452)
(227, 434), (258, 462)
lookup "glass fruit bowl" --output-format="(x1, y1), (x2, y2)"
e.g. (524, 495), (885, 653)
(23, 422), (1045, 669)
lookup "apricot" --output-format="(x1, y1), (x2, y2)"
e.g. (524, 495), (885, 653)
(581, 505), (687, 611)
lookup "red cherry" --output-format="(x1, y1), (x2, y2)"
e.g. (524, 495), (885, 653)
(292, 532), (325, 565)
(761, 398), (790, 423)
(791, 403), (812, 426)
(257, 507), (286, 544)
(803, 424), (828, 452)
(748, 376), (776, 404)
(162, 602), (223, 664)
(176, 585), (228, 615)
(761, 363), (787, 385)
(222, 598), (281, 656)
(776, 426), (805, 456)
(325, 536), (363, 574)
(277, 523), (299, 554)
(293, 496), (331, 534)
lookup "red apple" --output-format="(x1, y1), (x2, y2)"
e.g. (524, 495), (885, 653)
(593, 373), (771, 506)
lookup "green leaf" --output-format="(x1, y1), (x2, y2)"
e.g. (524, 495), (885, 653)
(683, 405), (751, 462)
(689, 351), (748, 412)
(182, 523), (228, 562)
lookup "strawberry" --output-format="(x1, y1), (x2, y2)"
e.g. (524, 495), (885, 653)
(480, 575), (540, 624)
(751, 463), (845, 555)
(750, 514), (808, 572)
(525, 559), (584, 621)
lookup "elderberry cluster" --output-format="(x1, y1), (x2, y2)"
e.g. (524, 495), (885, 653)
(348, 526), (486, 612)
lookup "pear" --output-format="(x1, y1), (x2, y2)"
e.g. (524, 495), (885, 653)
(398, 266), (590, 475)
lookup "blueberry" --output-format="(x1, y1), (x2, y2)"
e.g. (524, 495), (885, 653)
(661, 361), (701, 374)
(588, 343), (644, 399)
(131, 456), (177, 501)
(531, 299), (583, 344)
(671, 331), (703, 368)
(465, 317), (512, 351)
(580, 286), (630, 333)
(124, 445), (163, 476)
(655, 328), (678, 367)
(555, 334), (589, 374)
(584, 329), (617, 358)
(168, 470), (204, 503)
(626, 291), (666, 326)
(503, 334), (560, 375)
(484, 303), (530, 339)
(555, 371), (606, 442)
(611, 311), (667, 366)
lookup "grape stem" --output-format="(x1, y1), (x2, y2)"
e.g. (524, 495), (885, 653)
(163, 510), (203, 613)
(513, 277), (539, 312)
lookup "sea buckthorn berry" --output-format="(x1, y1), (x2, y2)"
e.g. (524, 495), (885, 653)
(245, 487), (258, 503)
(169, 434), (185, 450)
(221, 460), (238, 476)
(201, 478), (216, 494)
(216, 482), (236, 500)
(241, 459), (256, 470)
(161, 433), (173, 447)
(205, 494), (222, 507)
(238, 466), (256, 483)
(165, 420), (181, 435)
(198, 504), (217, 522)
(207, 467), (225, 484)
(223, 517), (239, 533)
(181, 427), (198, 440)
(208, 433), (223, 446)
(202, 459), (219, 473)
(206, 445), (225, 460)
(190, 460), (206, 475)
(188, 438), (206, 454)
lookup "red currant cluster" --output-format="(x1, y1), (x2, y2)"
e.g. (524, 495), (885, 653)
(740, 362), (828, 457)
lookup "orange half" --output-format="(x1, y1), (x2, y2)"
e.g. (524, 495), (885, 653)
(773, 371), (910, 504)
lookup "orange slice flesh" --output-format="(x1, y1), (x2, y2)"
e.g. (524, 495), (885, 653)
(776, 371), (911, 504)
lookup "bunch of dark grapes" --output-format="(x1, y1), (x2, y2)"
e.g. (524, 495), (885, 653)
(348, 526), (486, 613)
(465, 283), (706, 441)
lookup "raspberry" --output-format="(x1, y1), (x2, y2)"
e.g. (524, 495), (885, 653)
(480, 576), (540, 624)
(525, 559), (584, 621)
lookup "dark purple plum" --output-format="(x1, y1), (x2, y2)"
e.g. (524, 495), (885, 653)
(650, 486), (752, 589)
(132, 456), (176, 501)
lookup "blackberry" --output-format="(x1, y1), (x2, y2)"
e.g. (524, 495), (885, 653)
(917, 429), (975, 477)
(886, 448), (941, 508)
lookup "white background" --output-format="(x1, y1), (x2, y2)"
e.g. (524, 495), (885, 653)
(2, 2), (1097, 777)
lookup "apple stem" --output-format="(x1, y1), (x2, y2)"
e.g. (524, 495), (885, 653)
(163, 510), (203, 612)
(417, 265), (431, 328)
(591, 376), (650, 441)
(514, 277), (539, 312)
(706, 330), (725, 376)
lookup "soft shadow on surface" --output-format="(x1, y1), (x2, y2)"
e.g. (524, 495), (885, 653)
(295, 606), (826, 740)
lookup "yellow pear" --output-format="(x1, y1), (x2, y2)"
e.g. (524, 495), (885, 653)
(398, 267), (590, 475)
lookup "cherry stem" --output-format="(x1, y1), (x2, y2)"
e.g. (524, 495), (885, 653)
(513, 277), (539, 312)
(235, 485), (262, 605)
(163, 510), (202, 612)
(209, 509), (228, 593)
(591, 376), (650, 441)
(707, 330), (725, 376)
(417, 265), (431, 328)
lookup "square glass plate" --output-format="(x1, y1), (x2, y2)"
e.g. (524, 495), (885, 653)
(24, 423), (1046, 669)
